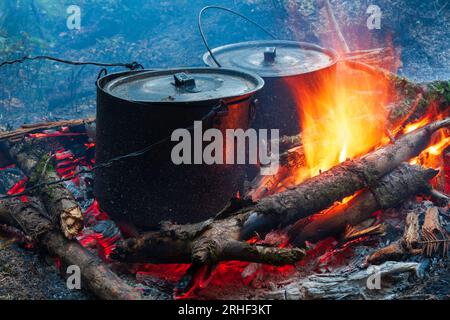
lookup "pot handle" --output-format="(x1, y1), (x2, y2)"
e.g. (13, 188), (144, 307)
(198, 5), (277, 67)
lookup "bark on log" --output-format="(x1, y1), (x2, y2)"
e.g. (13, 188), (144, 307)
(2, 138), (84, 239)
(241, 118), (450, 239)
(403, 212), (421, 252)
(289, 164), (437, 246)
(112, 199), (306, 266)
(0, 198), (143, 300)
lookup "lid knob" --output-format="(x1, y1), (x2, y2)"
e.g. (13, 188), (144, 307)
(263, 47), (277, 63)
(174, 73), (196, 88)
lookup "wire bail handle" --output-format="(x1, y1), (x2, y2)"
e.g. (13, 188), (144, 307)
(198, 5), (277, 67)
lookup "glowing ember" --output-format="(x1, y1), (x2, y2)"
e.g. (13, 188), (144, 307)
(28, 128), (86, 139)
(403, 115), (433, 133)
(7, 177), (28, 202)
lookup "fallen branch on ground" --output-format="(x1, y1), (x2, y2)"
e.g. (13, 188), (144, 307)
(0, 197), (143, 300)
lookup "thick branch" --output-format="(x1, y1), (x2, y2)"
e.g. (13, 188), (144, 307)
(0, 198), (142, 300)
(288, 164), (437, 246)
(112, 200), (305, 266)
(4, 138), (83, 239)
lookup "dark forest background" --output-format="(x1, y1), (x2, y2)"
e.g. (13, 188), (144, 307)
(0, 0), (449, 128)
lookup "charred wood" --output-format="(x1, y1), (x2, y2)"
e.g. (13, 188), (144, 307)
(262, 261), (420, 300)
(367, 212), (422, 265)
(288, 164), (437, 246)
(241, 118), (450, 239)
(112, 199), (306, 266)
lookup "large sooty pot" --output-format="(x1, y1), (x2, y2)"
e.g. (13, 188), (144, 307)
(203, 40), (338, 136)
(95, 68), (264, 228)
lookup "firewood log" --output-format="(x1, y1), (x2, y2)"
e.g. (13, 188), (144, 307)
(0, 197), (143, 300)
(367, 212), (422, 265)
(1, 138), (84, 239)
(112, 163), (436, 266)
(241, 118), (450, 239)
(403, 212), (421, 252)
(421, 207), (450, 257)
(262, 261), (420, 300)
(112, 198), (306, 266)
(289, 165), (437, 246)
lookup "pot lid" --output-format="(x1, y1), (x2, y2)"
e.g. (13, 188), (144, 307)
(203, 40), (338, 78)
(102, 67), (264, 103)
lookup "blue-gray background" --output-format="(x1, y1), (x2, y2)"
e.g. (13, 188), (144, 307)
(0, 0), (449, 128)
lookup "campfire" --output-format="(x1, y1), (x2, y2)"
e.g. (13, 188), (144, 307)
(0, 1), (450, 300)
(0, 48), (449, 300)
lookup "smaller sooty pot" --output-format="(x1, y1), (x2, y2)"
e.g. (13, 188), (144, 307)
(199, 6), (338, 136)
(204, 40), (338, 137)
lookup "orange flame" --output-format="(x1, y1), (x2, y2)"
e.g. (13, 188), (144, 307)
(410, 129), (450, 169)
(285, 60), (391, 184)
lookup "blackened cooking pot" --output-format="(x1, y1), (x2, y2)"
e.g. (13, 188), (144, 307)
(203, 40), (338, 136)
(199, 7), (338, 136)
(95, 68), (264, 228)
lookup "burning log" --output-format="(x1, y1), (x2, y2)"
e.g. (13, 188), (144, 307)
(113, 119), (449, 265)
(113, 162), (435, 267)
(241, 118), (450, 239)
(0, 197), (143, 300)
(367, 212), (422, 265)
(247, 76), (449, 201)
(2, 138), (84, 239)
(289, 164), (437, 246)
